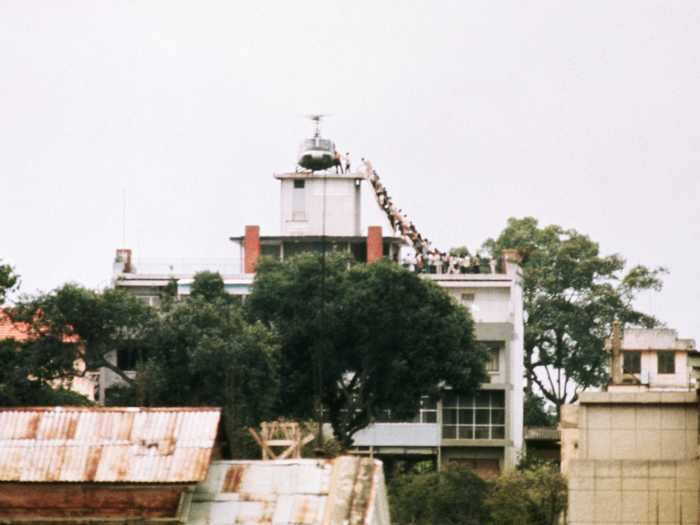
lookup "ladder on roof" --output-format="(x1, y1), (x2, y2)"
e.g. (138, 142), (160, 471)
(363, 160), (432, 257)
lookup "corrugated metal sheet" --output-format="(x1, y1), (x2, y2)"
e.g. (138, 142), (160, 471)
(0, 407), (220, 483)
(189, 457), (390, 525)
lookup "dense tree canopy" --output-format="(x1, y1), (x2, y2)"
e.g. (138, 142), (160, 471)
(246, 253), (487, 448)
(482, 217), (665, 413)
(13, 284), (157, 389)
(135, 292), (279, 455)
(10, 276), (278, 456)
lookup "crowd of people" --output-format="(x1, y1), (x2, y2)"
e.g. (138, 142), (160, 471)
(363, 159), (496, 274)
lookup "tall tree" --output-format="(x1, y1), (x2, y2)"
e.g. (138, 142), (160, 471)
(246, 253), (487, 448)
(482, 217), (665, 414)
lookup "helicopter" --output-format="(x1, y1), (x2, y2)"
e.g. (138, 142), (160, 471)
(297, 114), (339, 171)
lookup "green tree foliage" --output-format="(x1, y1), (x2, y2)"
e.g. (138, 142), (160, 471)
(390, 464), (490, 525)
(524, 392), (557, 428)
(141, 292), (279, 456)
(0, 337), (91, 406)
(190, 271), (227, 302)
(13, 274), (279, 457)
(246, 253), (487, 448)
(483, 217), (665, 414)
(13, 284), (156, 389)
(0, 261), (18, 304)
(486, 463), (567, 525)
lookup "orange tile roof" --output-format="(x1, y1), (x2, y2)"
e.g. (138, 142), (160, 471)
(0, 310), (32, 342)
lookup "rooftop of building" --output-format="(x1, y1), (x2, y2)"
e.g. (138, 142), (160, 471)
(190, 456), (389, 525)
(615, 327), (696, 352)
(273, 169), (367, 180)
(0, 406), (221, 483)
(0, 310), (31, 341)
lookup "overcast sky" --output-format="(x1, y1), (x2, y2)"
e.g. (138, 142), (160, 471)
(2, 1), (699, 340)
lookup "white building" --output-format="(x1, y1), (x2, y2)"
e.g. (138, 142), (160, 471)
(112, 160), (525, 473)
(608, 325), (697, 392)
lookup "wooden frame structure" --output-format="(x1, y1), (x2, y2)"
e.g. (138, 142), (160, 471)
(249, 421), (314, 460)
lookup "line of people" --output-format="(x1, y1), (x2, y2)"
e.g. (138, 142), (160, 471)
(362, 159), (496, 274)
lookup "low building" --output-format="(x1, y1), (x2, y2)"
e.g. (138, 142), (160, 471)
(609, 325), (697, 391)
(562, 324), (700, 524)
(562, 391), (699, 524)
(0, 406), (221, 523)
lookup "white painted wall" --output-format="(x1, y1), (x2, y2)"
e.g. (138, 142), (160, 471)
(279, 175), (362, 236)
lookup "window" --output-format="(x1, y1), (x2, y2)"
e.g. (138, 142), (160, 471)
(292, 180), (306, 220)
(623, 352), (641, 374)
(460, 293), (475, 305)
(482, 342), (502, 373)
(442, 391), (505, 440)
(658, 352), (675, 374)
(117, 349), (139, 371)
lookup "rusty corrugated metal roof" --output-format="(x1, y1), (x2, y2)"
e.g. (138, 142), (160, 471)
(189, 456), (391, 525)
(0, 407), (221, 483)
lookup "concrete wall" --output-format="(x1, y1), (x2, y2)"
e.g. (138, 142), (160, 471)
(279, 175), (362, 236)
(564, 392), (699, 525)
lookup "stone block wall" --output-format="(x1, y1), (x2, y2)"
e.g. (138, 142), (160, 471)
(564, 391), (699, 525)
(568, 459), (699, 524)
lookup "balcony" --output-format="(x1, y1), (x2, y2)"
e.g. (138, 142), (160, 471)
(352, 423), (440, 448)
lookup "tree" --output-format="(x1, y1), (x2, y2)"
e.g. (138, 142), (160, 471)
(190, 271), (227, 302)
(482, 217), (665, 414)
(389, 464), (489, 525)
(0, 336), (91, 406)
(0, 261), (18, 304)
(140, 292), (279, 457)
(486, 463), (567, 525)
(246, 253), (487, 448)
(13, 284), (157, 389)
(524, 392), (557, 428)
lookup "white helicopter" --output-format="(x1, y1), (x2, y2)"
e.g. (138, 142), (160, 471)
(297, 114), (339, 172)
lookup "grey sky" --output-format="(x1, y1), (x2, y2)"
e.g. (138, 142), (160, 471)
(2, 2), (699, 340)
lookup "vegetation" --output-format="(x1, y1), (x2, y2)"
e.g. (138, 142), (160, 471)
(524, 391), (557, 428)
(482, 217), (665, 414)
(486, 463), (567, 525)
(389, 462), (566, 525)
(245, 254), (487, 448)
(390, 464), (490, 525)
(0, 261), (18, 304)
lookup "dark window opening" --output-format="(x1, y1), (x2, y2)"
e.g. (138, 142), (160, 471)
(116, 349), (140, 371)
(658, 352), (675, 374)
(293, 179), (305, 188)
(623, 352), (641, 374)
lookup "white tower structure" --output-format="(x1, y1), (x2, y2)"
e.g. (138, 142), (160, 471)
(276, 172), (364, 237)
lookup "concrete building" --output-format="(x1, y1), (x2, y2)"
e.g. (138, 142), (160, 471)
(112, 160), (525, 473)
(562, 325), (700, 524)
(608, 325), (698, 391)
(562, 392), (699, 524)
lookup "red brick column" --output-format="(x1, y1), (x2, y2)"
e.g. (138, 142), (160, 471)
(367, 226), (383, 263)
(244, 225), (260, 273)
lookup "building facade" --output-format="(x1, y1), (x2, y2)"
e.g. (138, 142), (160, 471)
(608, 324), (697, 392)
(111, 163), (525, 472)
